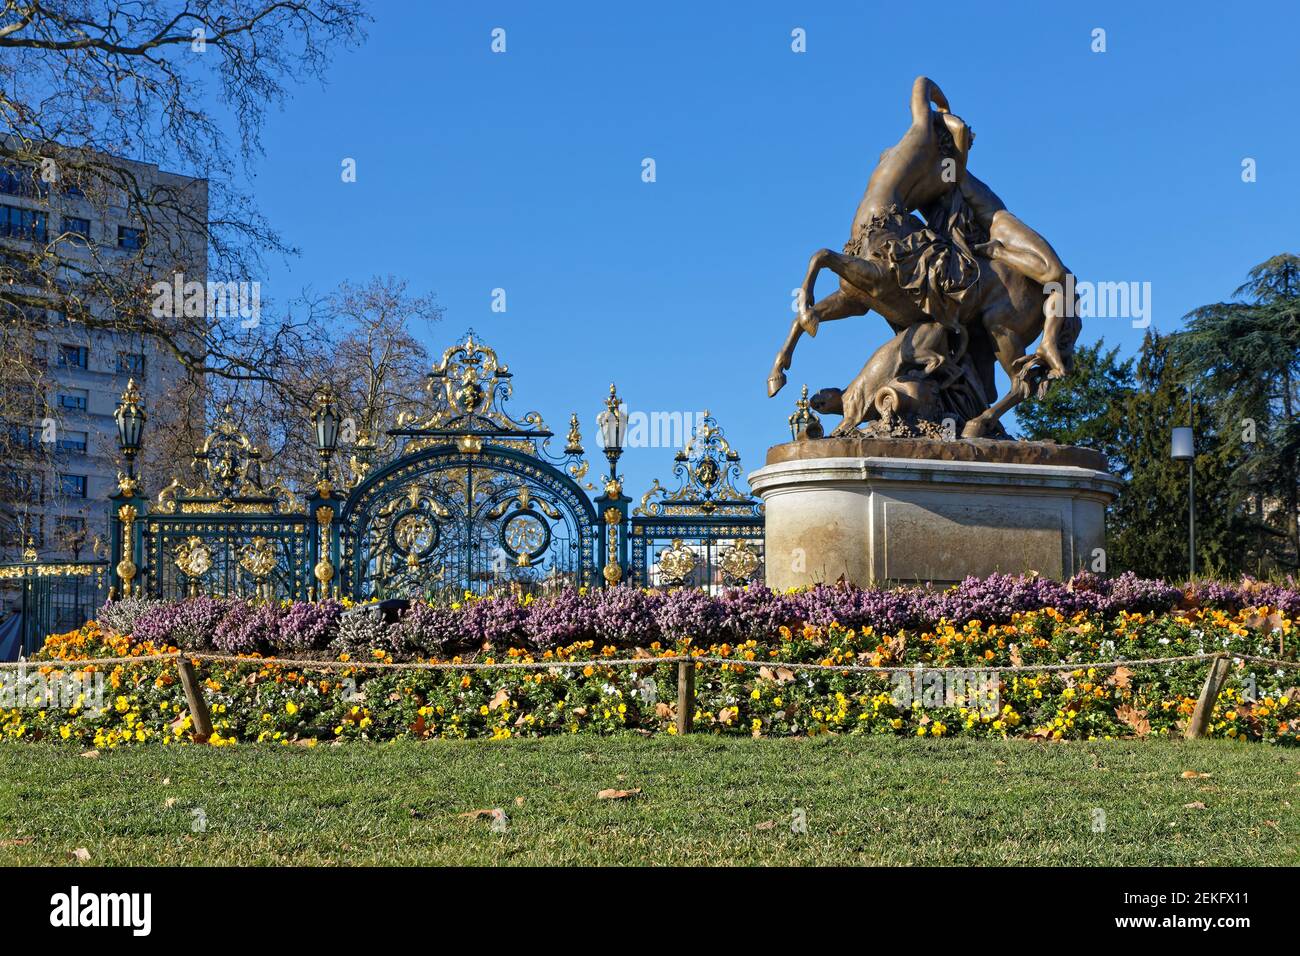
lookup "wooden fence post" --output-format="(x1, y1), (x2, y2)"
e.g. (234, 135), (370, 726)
(1185, 654), (1230, 740)
(176, 657), (215, 740)
(676, 659), (695, 735)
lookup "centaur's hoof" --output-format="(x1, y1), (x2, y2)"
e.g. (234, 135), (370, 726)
(767, 369), (787, 397)
(961, 418), (988, 439)
(798, 309), (819, 337)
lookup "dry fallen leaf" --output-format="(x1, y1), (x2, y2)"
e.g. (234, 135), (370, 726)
(1180, 770), (1211, 779)
(1108, 666), (1133, 690)
(0, 838), (31, 847)
(717, 707), (737, 725)
(488, 688), (510, 711)
(163, 797), (177, 809)
(754, 820), (776, 830)
(459, 808), (503, 821)
(79, 749), (99, 759)
(596, 788), (641, 800)
(69, 848), (90, 863)
(654, 702), (673, 719)
(514, 796), (525, 807)
(1115, 704), (1151, 738)
(1009, 644), (1023, 668)
(1184, 802), (1207, 810)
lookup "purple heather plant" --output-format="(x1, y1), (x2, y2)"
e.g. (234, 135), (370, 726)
(714, 586), (799, 640)
(459, 596), (531, 648)
(274, 600), (343, 652)
(654, 586), (726, 642)
(1186, 577), (1300, 616)
(89, 572), (1300, 658)
(523, 589), (597, 649)
(589, 586), (663, 645)
(166, 597), (237, 651)
(96, 597), (166, 640)
(212, 600), (282, 655)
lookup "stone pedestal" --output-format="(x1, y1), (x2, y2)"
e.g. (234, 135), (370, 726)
(748, 437), (1122, 589)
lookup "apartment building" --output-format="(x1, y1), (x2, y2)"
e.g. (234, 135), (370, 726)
(0, 151), (207, 562)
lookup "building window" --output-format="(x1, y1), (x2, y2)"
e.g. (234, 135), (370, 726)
(117, 225), (144, 250)
(57, 389), (88, 412)
(2, 471), (43, 503)
(0, 203), (48, 242)
(0, 165), (47, 199)
(61, 216), (91, 243)
(56, 430), (87, 455)
(53, 516), (86, 548)
(13, 516), (45, 548)
(117, 351), (146, 376)
(57, 344), (89, 369)
(6, 424), (40, 450)
(57, 474), (87, 499)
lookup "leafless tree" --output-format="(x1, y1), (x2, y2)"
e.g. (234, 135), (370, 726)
(0, 1), (367, 550)
(211, 276), (444, 494)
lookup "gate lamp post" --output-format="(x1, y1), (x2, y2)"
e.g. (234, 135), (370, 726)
(597, 382), (626, 489)
(313, 386), (341, 487)
(114, 378), (146, 488)
(1171, 425), (1195, 580)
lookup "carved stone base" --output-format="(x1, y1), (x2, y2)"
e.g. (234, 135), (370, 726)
(748, 438), (1122, 589)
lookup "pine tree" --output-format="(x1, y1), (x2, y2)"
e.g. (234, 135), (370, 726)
(1019, 333), (1250, 580)
(1168, 254), (1300, 572)
(1016, 340), (1133, 473)
(1110, 333), (1250, 580)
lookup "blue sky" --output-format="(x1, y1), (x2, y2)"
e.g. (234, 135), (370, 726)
(245, 0), (1300, 499)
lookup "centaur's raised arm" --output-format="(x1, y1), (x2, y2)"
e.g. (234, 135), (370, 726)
(910, 75), (949, 126)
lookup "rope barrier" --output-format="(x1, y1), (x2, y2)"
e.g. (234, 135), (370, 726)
(3, 649), (1294, 673)
(0, 652), (180, 670)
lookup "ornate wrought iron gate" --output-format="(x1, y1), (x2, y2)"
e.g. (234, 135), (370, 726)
(2, 330), (774, 657)
(337, 337), (604, 599)
(629, 413), (764, 589)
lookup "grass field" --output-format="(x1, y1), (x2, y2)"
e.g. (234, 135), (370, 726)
(1, 737), (1296, 866)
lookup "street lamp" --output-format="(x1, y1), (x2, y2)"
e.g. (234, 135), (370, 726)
(313, 386), (341, 485)
(597, 382), (626, 485)
(113, 378), (146, 484)
(1171, 425), (1195, 579)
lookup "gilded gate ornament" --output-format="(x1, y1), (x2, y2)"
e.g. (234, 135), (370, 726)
(629, 411), (764, 587)
(633, 412), (762, 518)
(239, 536), (277, 599)
(719, 538), (761, 585)
(314, 506), (335, 593)
(602, 507), (623, 584)
(175, 536), (213, 596)
(656, 538), (697, 584)
(115, 505), (138, 596)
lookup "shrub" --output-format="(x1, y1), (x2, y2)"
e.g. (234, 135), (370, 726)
(96, 597), (165, 640)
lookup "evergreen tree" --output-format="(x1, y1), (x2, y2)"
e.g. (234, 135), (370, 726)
(1110, 333), (1250, 580)
(1016, 340), (1133, 473)
(1018, 333), (1250, 580)
(1169, 254), (1300, 572)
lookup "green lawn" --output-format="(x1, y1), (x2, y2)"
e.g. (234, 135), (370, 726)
(0, 737), (1296, 866)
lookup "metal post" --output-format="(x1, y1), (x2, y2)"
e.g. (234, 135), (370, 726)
(1188, 460), (1196, 580)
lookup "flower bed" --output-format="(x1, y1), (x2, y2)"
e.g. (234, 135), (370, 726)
(2, 574), (1296, 748)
